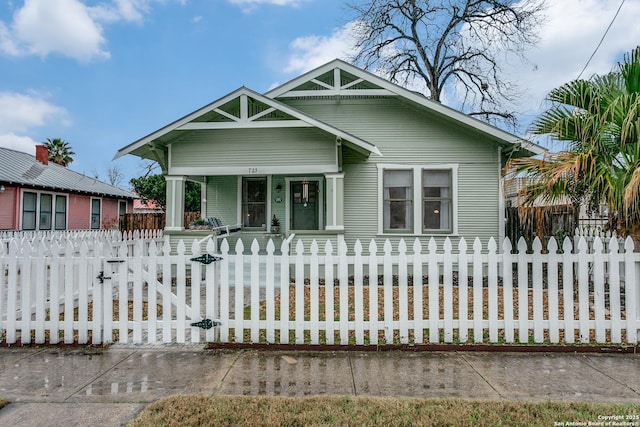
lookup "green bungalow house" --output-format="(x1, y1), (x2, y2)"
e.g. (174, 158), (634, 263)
(114, 59), (544, 252)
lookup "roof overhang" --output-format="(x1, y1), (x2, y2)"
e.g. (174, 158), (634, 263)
(114, 86), (381, 161)
(266, 59), (546, 158)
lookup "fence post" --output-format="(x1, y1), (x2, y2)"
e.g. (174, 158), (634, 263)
(250, 239), (261, 343)
(398, 239), (409, 344)
(608, 238), (622, 344)
(368, 240), (379, 345)
(517, 237), (529, 343)
(234, 239), (245, 344)
(309, 240), (319, 345)
(383, 240), (394, 344)
(295, 240), (305, 344)
(472, 238), (483, 343)
(443, 238), (454, 343)
(502, 238), (514, 343)
(265, 239), (276, 344)
(278, 239), (289, 345)
(219, 239), (230, 343)
(547, 238), (559, 344)
(457, 238), (469, 343)
(532, 237), (544, 343)
(354, 240), (364, 345)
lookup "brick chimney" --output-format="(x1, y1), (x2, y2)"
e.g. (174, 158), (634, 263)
(35, 145), (48, 165)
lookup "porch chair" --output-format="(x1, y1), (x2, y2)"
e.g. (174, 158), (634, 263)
(204, 217), (242, 236)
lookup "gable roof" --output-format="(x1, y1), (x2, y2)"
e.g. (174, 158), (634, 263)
(266, 59), (545, 157)
(114, 86), (381, 161)
(0, 146), (135, 199)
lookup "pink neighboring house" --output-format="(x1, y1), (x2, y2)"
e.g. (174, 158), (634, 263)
(0, 145), (136, 231)
(133, 197), (163, 213)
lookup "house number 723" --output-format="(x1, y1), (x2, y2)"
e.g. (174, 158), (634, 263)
(248, 168), (258, 174)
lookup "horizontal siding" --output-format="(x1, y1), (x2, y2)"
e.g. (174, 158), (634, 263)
(341, 157), (500, 250)
(285, 98), (498, 163)
(282, 97), (503, 248)
(171, 128), (336, 169)
(0, 187), (18, 229)
(205, 176), (238, 225)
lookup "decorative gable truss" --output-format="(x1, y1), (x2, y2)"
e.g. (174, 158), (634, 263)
(114, 86), (381, 163)
(268, 65), (395, 99)
(178, 88), (313, 130)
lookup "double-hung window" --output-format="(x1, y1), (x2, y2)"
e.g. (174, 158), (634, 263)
(383, 170), (413, 232)
(379, 164), (457, 235)
(55, 195), (67, 230)
(22, 192), (37, 230)
(39, 193), (53, 230)
(91, 199), (101, 230)
(22, 191), (67, 231)
(422, 170), (452, 232)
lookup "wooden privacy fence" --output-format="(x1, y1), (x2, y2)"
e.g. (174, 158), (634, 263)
(119, 212), (200, 232)
(1, 235), (639, 347)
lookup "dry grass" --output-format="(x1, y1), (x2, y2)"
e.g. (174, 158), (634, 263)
(231, 284), (629, 345)
(128, 395), (640, 427)
(0, 301), (163, 344)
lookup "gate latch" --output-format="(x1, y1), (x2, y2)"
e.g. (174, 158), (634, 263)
(190, 319), (221, 330)
(96, 271), (111, 284)
(190, 253), (222, 265)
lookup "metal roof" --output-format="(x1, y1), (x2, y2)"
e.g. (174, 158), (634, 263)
(0, 146), (135, 199)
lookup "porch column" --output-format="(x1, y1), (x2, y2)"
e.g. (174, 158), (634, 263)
(165, 176), (186, 231)
(324, 172), (344, 231)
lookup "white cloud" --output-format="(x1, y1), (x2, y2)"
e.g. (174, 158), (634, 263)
(0, 0), (109, 61)
(229, 0), (305, 13)
(284, 22), (360, 74)
(0, 133), (38, 154)
(510, 0), (640, 116)
(0, 91), (69, 154)
(0, 92), (69, 134)
(0, 0), (183, 62)
(453, 0), (640, 127)
(89, 0), (154, 24)
(229, 0), (304, 6)
(281, 0), (640, 135)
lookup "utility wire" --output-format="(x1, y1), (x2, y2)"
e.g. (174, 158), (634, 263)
(576, 0), (626, 80)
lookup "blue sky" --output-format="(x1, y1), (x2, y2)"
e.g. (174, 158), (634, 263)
(1, 0), (639, 188)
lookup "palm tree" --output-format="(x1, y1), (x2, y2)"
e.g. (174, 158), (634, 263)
(43, 138), (75, 167)
(507, 46), (640, 240)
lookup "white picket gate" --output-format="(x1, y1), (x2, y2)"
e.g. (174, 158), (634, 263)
(1, 234), (639, 346)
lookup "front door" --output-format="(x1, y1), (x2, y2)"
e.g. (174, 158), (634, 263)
(290, 180), (319, 230)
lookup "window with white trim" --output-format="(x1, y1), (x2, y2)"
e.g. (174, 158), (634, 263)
(422, 169), (452, 232)
(383, 169), (413, 232)
(21, 191), (68, 231)
(91, 198), (101, 230)
(378, 164), (457, 235)
(55, 195), (67, 230)
(39, 193), (52, 230)
(22, 192), (37, 230)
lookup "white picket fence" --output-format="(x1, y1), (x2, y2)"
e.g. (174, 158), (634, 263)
(1, 234), (639, 346)
(0, 229), (163, 257)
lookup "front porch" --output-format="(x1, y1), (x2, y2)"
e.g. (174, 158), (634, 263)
(164, 172), (347, 254)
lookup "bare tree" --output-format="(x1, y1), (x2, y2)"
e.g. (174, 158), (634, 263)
(139, 160), (160, 178)
(348, 0), (546, 129)
(106, 165), (125, 187)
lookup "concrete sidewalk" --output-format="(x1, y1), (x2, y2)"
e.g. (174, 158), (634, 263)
(0, 347), (638, 426)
